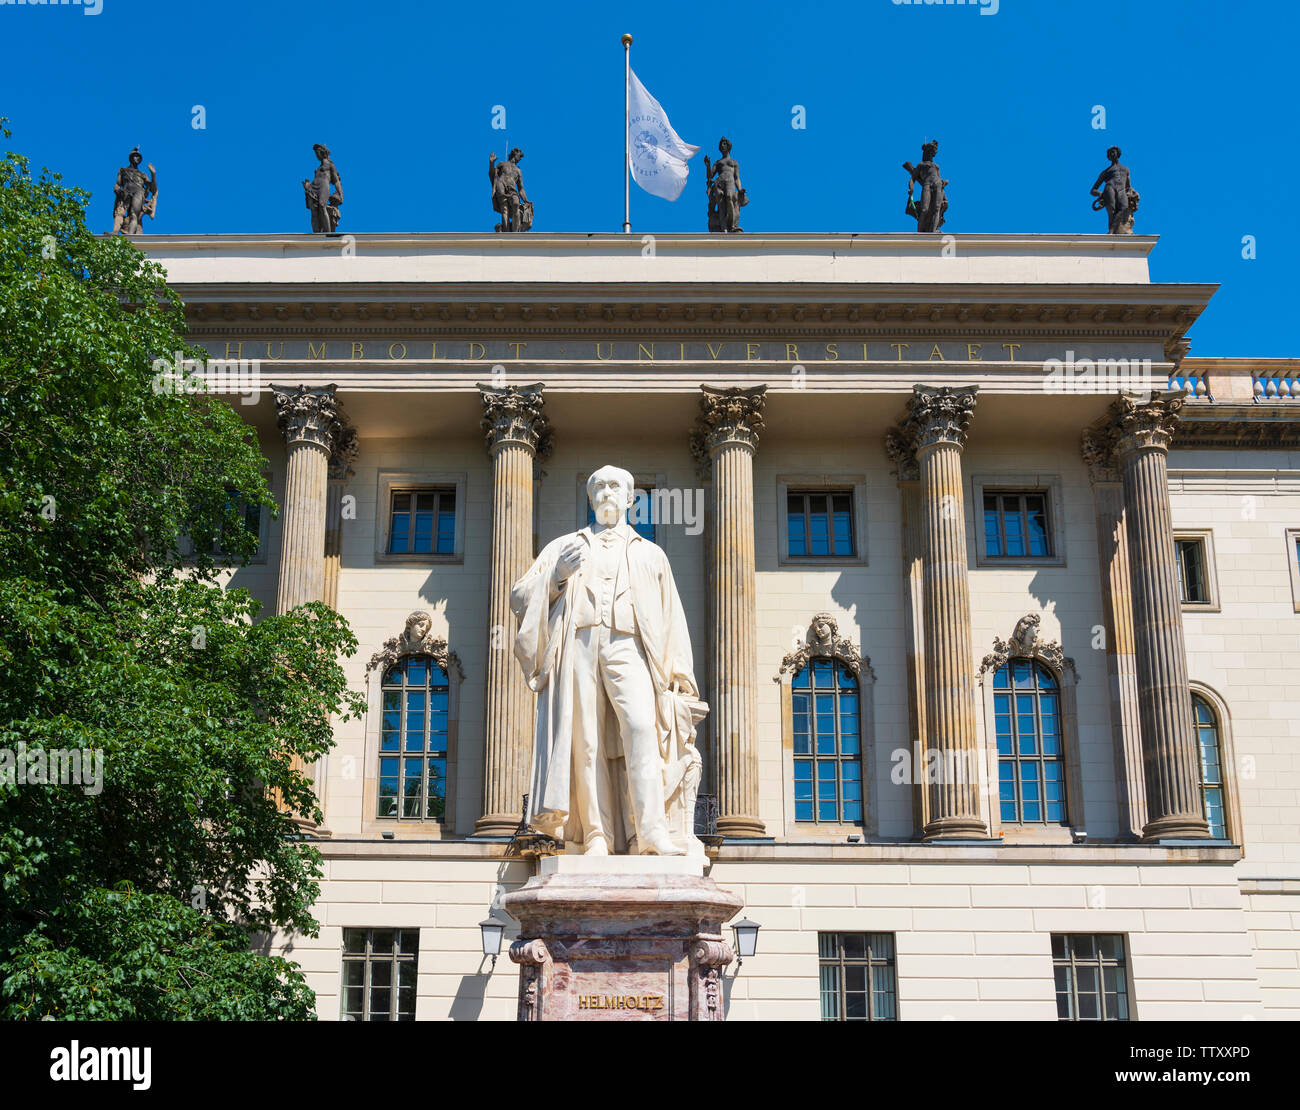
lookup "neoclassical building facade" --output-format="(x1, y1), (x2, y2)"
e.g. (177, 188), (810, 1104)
(148, 232), (1300, 1020)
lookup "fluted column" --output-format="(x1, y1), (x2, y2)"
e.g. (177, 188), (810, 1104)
(885, 441), (929, 836)
(1090, 393), (1208, 839)
(888, 386), (986, 839)
(272, 384), (354, 831)
(691, 385), (766, 838)
(1081, 434), (1146, 839)
(475, 384), (552, 837)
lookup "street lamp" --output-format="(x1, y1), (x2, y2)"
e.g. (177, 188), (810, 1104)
(479, 913), (506, 971)
(731, 917), (761, 969)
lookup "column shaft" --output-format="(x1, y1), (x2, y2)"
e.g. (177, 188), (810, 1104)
(711, 439), (761, 836)
(475, 384), (550, 837)
(918, 441), (985, 837)
(1120, 438), (1207, 838)
(693, 385), (766, 838)
(478, 440), (539, 834)
(888, 386), (986, 840)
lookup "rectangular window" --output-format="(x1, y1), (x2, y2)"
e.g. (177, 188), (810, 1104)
(1052, 934), (1129, 1021)
(818, 933), (897, 1021)
(983, 491), (1051, 558)
(587, 485), (656, 543)
(787, 491), (854, 558)
(1176, 538), (1208, 604)
(1288, 529), (1300, 613)
(341, 928), (419, 1021)
(389, 489), (456, 555)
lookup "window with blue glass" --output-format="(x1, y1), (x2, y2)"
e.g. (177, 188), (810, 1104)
(787, 491), (854, 558)
(983, 491), (1051, 558)
(586, 485), (656, 542)
(379, 657), (449, 819)
(792, 659), (862, 824)
(389, 489), (456, 555)
(994, 659), (1066, 825)
(1193, 694), (1226, 838)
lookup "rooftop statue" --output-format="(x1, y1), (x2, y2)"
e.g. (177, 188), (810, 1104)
(1090, 145), (1139, 235)
(111, 147), (157, 234)
(490, 148), (533, 232)
(510, 465), (708, 856)
(903, 140), (948, 232)
(704, 136), (746, 233)
(303, 144), (343, 233)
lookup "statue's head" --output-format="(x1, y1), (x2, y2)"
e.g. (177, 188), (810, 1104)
(718, 137), (732, 155)
(509, 147), (524, 163)
(128, 147), (142, 166)
(313, 143), (331, 161)
(586, 465), (636, 527)
(921, 140), (938, 161)
(1107, 146), (1121, 162)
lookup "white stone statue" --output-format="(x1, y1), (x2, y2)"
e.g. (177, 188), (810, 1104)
(511, 465), (708, 856)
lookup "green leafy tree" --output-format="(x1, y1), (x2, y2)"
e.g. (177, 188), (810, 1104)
(0, 120), (364, 1020)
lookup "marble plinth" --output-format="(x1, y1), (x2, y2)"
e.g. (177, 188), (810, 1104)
(500, 861), (743, 1021)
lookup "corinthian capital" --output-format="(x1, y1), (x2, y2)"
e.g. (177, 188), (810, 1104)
(888, 384), (979, 456)
(1088, 390), (1186, 464)
(273, 384), (349, 452)
(689, 385), (767, 469)
(478, 383), (553, 457)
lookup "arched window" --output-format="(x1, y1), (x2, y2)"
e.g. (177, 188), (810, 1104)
(792, 659), (863, 824)
(993, 659), (1066, 825)
(1192, 694), (1226, 838)
(379, 656), (449, 820)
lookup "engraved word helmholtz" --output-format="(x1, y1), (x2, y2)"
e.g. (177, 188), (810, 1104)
(510, 465), (707, 856)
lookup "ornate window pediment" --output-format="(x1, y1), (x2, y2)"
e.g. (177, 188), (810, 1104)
(776, 613), (874, 683)
(367, 610), (464, 680)
(978, 613), (1075, 681)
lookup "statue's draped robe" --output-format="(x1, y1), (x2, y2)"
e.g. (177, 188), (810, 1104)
(511, 527), (701, 846)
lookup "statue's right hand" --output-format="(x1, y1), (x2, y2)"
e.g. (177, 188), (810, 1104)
(552, 542), (584, 587)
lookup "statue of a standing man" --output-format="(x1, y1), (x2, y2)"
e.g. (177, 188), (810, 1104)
(303, 144), (343, 233)
(111, 147), (158, 234)
(903, 140), (948, 233)
(511, 465), (708, 856)
(489, 148), (532, 232)
(1090, 146), (1138, 234)
(704, 137), (745, 233)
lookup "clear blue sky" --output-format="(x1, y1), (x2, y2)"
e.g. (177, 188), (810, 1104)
(3, 0), (1295, 354)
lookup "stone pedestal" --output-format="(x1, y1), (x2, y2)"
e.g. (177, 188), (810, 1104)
(501, 857), (742, 1021)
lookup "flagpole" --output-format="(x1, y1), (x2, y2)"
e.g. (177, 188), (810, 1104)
(622, 33), (632, 233)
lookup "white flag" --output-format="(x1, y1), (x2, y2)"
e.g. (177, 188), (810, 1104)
(627, 69), (699, 201)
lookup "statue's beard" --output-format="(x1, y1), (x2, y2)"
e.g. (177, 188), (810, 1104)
(592, 500), (621, 526)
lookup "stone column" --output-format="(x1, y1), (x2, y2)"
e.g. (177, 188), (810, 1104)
(272, 384), (353, 832)
(475, 384), (552, 837)
(1080, 434), (1146, 839)
(885, 444), (929, 836)
(887, 386), (986, 839)
(1089, 393), (1209, 839)
(274, 385), (351, 613)
(691, 385), (766, 839)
